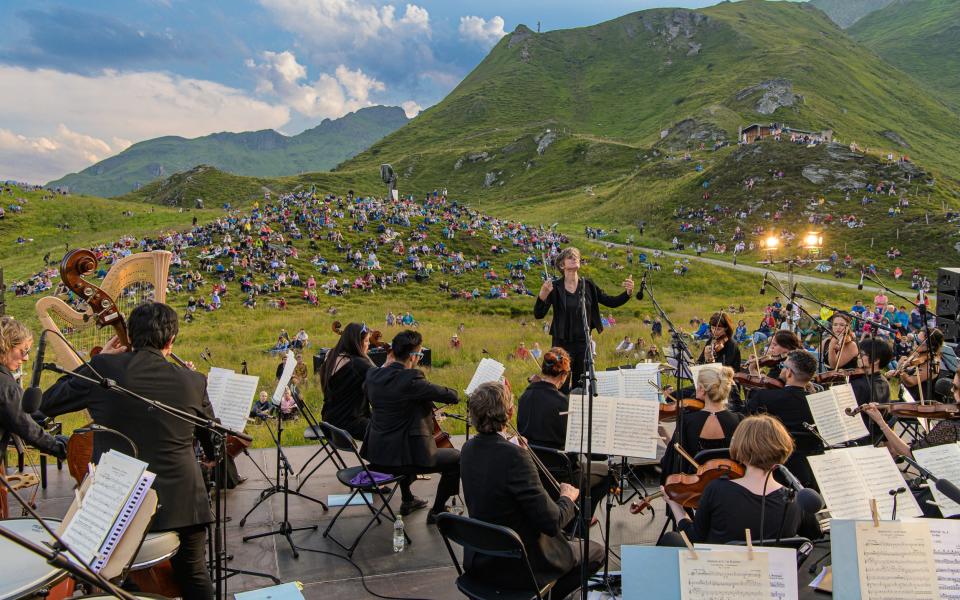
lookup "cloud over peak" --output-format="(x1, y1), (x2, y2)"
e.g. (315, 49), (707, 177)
(458, 15), (506, 48)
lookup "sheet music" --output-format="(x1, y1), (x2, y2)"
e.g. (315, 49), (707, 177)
(695, 545), (797, 600)
(832, 384), (869, 440)
(621, 363), (662, 402)
(206, 367), (232, 405)
(913, 443), (960, 518)
(809, 451), (873, 520)
(594, 370), (621, 397)
(689, 363), (721, 391)
(806, 384), (868, 446)
(218, 373), (259, 433)
(611, 398), (659, 459)
(565, 395), (613, 454)
(848, 446), (922, 519)
(855, 520), (938, 600)
(465, 358), (505, 395)
(61, 451), (147, 566)
(272, 350), (297, 405)
(926, 519), (960, 600)
(679, 549), (771, 600)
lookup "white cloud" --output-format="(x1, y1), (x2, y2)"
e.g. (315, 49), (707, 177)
(0, 65), (290, 183)
(459, 15), (506, 47)
(248, 50), (385, 119)
(401, 100), (421, 118)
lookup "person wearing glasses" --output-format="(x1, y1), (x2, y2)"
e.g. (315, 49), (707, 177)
(361, 330), (461, 522)
(0, 316), (68, 463)
(320, 322), (376, 440)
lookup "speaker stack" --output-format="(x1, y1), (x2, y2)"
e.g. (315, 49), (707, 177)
(936, 268), (960, 342)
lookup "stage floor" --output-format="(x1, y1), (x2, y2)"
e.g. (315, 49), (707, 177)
(15, 436), (830, 599)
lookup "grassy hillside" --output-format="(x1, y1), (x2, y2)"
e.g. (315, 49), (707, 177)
(849, 0), (960, 109)
(809, 0), (895, 28)
(339, 0), (960, 199)
(47, 106), (409, 198)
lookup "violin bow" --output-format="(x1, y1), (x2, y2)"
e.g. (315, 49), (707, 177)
(674, 444), (701, 470)
(750, 337), (761, 373)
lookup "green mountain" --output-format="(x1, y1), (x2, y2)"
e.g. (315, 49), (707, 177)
(338, 0), (960, 200)
(809, 0), (895, 28)
(849, 0), (960, 108)
(47, 105), (409, 198)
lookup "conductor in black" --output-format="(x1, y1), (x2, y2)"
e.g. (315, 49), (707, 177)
(42, 303), (216, 600)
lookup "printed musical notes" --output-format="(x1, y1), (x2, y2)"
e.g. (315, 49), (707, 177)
(913, 443), (960, 518)
(565, 395), (659, 458)
(927, 519), (960, 600)
(206, 366), (259, 433)
(465, 358), (505, 395)
(855, 521), (939, 600)
(679, 549), (770, 600)
(805, 383), (869, 446)
(809, 447), (922, 520)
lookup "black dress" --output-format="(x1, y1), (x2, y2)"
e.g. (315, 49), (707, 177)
(660, 410), (744, 484)
(320, 354), (375, 440)
(517, 380), (568, 450)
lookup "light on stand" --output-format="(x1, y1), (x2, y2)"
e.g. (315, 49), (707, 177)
(803, 231), (824, 255)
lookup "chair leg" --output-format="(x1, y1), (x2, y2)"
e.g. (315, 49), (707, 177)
(322, 489), (358, 538)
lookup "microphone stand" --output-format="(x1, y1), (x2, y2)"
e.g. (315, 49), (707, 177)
(763, 277), (837, 374)
(577, 279), (598, 600)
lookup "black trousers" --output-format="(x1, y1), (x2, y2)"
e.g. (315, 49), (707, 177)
(552, 540), (605, 600)
(168, 524), (213, 600)
(371, 447), (461, 512)
(556, 339), (588, 395)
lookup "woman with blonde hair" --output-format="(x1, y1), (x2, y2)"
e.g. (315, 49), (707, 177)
(663, 415), (821, 544)
(659, 366), (744, 483)
(0, 316), (67, 461)
(534, 247), (634, 391)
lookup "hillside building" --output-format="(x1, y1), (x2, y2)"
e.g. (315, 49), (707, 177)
(739, 123), (833, 144)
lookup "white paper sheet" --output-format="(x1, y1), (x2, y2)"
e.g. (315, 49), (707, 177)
(465, 358), (505, 395)
(913, 443), (960, 518)
(272, 351), (297, 405)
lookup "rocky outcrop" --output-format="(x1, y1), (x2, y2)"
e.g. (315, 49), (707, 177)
(736, 79), (800, 115)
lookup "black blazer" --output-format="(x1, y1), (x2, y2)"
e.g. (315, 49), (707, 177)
(746, 385), (822, 488)
(41, 347), (215, 531)
(516, 380), (568, 450)
(460, 432), (577, 588)
(533, 277), (628, 341)
(360, 362), (458, 467)
(0, 365), (61, 457)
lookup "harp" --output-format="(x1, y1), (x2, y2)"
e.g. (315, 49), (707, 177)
(35, 250), (172, 370)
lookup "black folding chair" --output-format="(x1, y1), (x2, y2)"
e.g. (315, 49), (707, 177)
(318, 422), (409, 556)
(294, 399), (346, 493)
(692, 448), (731, 464)
(435, 512), (554, 600)
(527, 444), (575, 487)
(728, 536), (815, 568)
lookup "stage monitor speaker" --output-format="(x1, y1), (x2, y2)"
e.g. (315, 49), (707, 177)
(937, 268), (960, 295)
(938, 317), (960, 344)
(937, 293), (960, 318)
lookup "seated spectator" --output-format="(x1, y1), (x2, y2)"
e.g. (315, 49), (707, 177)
(250, 391), (273, 420)
(615, 336), (635, 354)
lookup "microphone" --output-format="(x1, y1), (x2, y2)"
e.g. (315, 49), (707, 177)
(786, 283), (798, 311)
(29, 329), (49, 390)
(775, 464), (825, 513)
(857, 271), (865, 291)
(935, 377), (955, 399)
(897, 455), (960, 505)
(635, 272), (647, 301)
(760, 273), (767, 295)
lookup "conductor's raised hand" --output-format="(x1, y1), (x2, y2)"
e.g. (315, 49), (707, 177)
(538, 279), (554, 301)
(623, 274), (635, 295)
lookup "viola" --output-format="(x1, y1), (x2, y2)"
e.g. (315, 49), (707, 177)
(741, 352), (788, 370)
(733, 372), (785, 390)
(658, 397), (706, 422)
(630, 457), (745, 515)
(814, 368), (869, 385)
(846, 401), (960, 420)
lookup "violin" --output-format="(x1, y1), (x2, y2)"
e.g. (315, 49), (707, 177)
(814, 367), (869, 385)
(659, 397), (706, 421)
(846, 402), (960, 420)
(60, 249), (130, 353)
(740, 353), (788, 370)
(733, 372), (785, 389)
(630, 454), (745, 515)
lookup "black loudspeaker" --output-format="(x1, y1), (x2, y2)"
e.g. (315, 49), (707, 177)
(937, 268), (960, 293)
(937, 317), (960, 342)
(313, 347), (431, 373)
(938, 294), (960, 318)
(938, 270), (960, 338)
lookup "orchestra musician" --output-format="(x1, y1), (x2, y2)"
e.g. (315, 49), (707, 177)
(890, 328), (943, 401)
(745, 350), (820, 488)
(659, 366), (744, 482)
(0, 316), (68, 462)
(319, 322), (375, 440)
(849, 337), (893, 441)
(40, 303), (215, 600)
(662, 415), (822, 544)
(360, 330), (460, 523)
(699, 312), (740, 371)
(534, 247), (633, 392)
(516, 347), (610, 519)
(821, 313), (859, 370)
(745, 330), (801, 381)
(461, 381), (604, 600)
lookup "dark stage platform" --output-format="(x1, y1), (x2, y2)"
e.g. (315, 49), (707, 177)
(12, 436), (830, 599)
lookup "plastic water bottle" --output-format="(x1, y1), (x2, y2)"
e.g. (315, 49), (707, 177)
(393, 516), (405, 552)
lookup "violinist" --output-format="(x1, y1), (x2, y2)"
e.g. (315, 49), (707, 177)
(360, 330), (460, 523)
(821, 313), (859, 370)
(889, 328), (943, 401)
(517, 347), (610, 518)
(319, 322), (375, 440)
(745, 330), (801, 382)
(534, 247), (633, 392)
(699, 312), (740, 371)
(662, 415), (822, 544)
(849, 338), (893, 440)
(41, 303), (216, 599)
(745, 350), (820, 488)
(659, 366), (744, 483)
(461, 381), (603, 600)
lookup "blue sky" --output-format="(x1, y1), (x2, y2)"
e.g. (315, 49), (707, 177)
(0, 0), (790, 183)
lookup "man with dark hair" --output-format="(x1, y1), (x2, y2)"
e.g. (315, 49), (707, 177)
(462, 382), (602, 599)
(361, 329), (460, 522)
(745, 349), (821, 488)
(41, 302), (215, 599)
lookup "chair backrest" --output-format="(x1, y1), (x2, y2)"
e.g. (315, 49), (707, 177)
(318, 421), (358, 455)
(436, 512), (526, 560)
(693, 447), (731, 464)
(528, 443), (575, 484)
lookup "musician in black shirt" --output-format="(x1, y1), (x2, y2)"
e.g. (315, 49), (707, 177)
(319, 322), (375, 440)
(849, 337), (892, 442)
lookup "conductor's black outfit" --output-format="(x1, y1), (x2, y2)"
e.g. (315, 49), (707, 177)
(461, 431), (604, 599)
(41, 347), (215, 600)
(360, 361), (460, 513)
(533, 278), (629, 391)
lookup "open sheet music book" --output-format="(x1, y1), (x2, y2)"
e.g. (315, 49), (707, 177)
(594, 363), (663, 401)
(913, 442), (960, 518)
(805, 383), (869, 446)
(565, 395), (659, 458)
(206, 366), (260, 433)
(809, 446), (922, 521)
(60, 450), (155, 571)
(464, 358), (505, 395)
(688, 363), (722, 391)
